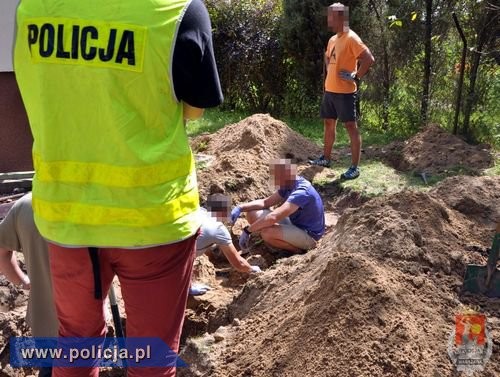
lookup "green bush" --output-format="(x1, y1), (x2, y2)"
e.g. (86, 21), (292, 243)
(205, 0), (285, 114)
(204, 1), (498, 148)
(281, 0), (332, 115)
(468, 62), (500, 148)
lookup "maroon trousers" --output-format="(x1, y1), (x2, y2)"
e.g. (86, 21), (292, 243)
(48, 235), (196, 377)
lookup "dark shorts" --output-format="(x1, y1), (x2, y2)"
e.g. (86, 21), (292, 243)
(320, 91), (357, 122)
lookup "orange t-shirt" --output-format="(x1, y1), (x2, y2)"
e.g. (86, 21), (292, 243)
(325, 29), (367, 93)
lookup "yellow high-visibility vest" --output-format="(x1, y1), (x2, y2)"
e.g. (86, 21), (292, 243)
(14, 0), (200, 247)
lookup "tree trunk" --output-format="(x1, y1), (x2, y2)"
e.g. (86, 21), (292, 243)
(462, 7), (496, 140)
(369, 0), (390, 129)
(420, 0), (432, 127)
(462, 31), (488, 140)
(452, 13), (467, 135)
(382, 45), (390, 129)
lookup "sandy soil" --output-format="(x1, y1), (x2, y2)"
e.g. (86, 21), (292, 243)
(191, 114), (322, 203)
(181, 179), (499, 377)
(365, 124), (493, 174)
(1, 115), (498, 377)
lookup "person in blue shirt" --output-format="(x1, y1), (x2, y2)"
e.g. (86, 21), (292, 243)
(231, 159), (325, 253)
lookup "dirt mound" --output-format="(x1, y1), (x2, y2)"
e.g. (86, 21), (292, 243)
(2, 115), (498, 376)
(395, 124), (493, 173)
(430, 175), (500, 226)
(191, 255), (218, 287)
(364, 125), (494, 174)
(185, 179), (499, 377)
(191, 114), (321, 202)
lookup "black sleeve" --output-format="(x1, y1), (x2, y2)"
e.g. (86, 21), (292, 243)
(172, 0), (223, 108)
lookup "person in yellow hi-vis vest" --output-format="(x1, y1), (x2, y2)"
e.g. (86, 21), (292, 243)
(14, 0), (222, 376)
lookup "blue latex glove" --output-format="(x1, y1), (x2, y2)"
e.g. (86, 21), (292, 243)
(230, 206), (242, 224)
(239, 230), (251, 250)
(189, 283), (211, 296)
(250, 265), (262, 273)
(339, 70), (358, 82)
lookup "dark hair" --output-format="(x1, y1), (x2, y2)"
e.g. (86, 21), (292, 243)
(206, 193), (231, 212)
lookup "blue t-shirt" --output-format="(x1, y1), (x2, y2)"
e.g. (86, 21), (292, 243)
(277, 176), (325, 240)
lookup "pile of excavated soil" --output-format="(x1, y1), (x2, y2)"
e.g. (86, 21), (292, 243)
(181, 176), (499, 377)
(365, 124), (493, 174)
(2, 117), (498, 377)
(191, 114), (321, 203)
(430, 175), (499, 226)
(182, 255), (244, 345)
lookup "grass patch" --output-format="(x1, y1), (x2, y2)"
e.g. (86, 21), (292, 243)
(312, 159), (399, 197)
(186, 109), (249, 137)
(282, 116), (324, 145)
(283, 116), (401, 148)
(317, 158), (421, 197)
(483, 153), (500, 176)
(311, 158), (487, 198)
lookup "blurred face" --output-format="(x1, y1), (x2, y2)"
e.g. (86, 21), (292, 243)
(208, 209), (229, 222)
(328, 7), (346, 33)
(207, 195), (230, 221)
(270, 159), (297, 189)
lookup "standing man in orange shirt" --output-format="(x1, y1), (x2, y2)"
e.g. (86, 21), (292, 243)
(309, 3), (374, 180)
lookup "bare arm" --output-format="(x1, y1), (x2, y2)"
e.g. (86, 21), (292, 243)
(248, 201), (299, 233)
(356, 49), (375, 79)
(0, 247), (30, 288)
(219, 244), (252, 273)
(239, 192), (283, 212)
(183, 102), (204, 120)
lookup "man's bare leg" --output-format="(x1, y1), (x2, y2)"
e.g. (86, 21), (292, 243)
(245, 213), (301, 253)
(261, 226), (301, 253)
(323, 118), (337, 160)
(345, 121), (361, 166)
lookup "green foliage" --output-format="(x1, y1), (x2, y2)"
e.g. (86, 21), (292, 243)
(281, 0), (332, 113)
(202, 0), (498, 147)
(282, 64), (321, 117)
(205, 0), (284, 114)
(468, 63), (500, 147)
(387, 55), (422, 136)
(426, 31), (461, 130)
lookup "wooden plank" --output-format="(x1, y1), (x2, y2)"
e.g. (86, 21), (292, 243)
(0, 179), (32, 195)
(0, 171), (34, 181)
(0, 171), (34, 194)
(0, 193), (25, 202)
